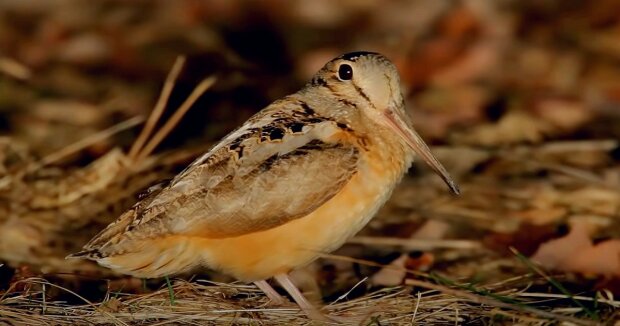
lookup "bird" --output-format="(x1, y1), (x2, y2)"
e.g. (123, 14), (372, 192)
(68, 51), (459, 322)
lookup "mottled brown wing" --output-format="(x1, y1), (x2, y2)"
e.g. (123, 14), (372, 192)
(175, 140), (359, 238)
(77, 119), (359, 255)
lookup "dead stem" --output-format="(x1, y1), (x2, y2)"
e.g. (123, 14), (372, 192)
(0, 56), (31, 80)
(128, 56), (186, 161)
(27, 115), (144, 173)
(135, 75), (217, 163)
(349, 236), (482, 250)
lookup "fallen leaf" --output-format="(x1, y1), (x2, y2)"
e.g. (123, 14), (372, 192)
(456, 110), (553, 146)
(98, 298), (122, 313)
(484, 222), (559, 256)
(534, 98), (592, 131)
(531, 218), (620, 278)
(371, 220), (447, 286)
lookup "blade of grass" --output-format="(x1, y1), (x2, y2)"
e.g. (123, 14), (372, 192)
(135, 75), (217, 163)
(510, 247), (599, 320)
(429, 272), (524, 306)
(28, 115), (144, 173)
(128, 56), (186, 160)
(164, 276), (176, 306)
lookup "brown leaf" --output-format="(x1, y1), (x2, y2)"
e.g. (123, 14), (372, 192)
(532, 219), (620, 278)
(456, 110), (553, 146)
(97, 298), (123, 313)
(534, 98), (592, 131)
(483, 222), (558, 256)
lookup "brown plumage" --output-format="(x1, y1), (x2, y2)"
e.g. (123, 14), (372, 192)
(69, 51), (459, 322)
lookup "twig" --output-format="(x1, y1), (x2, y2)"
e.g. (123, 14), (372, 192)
(328, 277), (368, 306)
(411, 291), (422, 323)
(128, 56), (186, 160)
(0, 56), (31, 80)
(27, 115), (144, 172)
(433, 140), (618, 155)
(348, 236), (482, 250)
(135, 75), (217, 163)
(517, 293), (620, 308)
(529, 160), (620, 191)
(533, 140), (617, 153)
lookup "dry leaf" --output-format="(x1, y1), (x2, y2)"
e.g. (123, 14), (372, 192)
(531, 218), (620, 278)
(534, 98), (592, 131)
(371, 220), (447, 286)
(456, 110), (553, 146)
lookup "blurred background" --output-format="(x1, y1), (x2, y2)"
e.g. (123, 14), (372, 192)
(1, 0), (620, 323)
(2, 0), (619, 154)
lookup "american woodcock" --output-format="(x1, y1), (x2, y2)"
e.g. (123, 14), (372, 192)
(69, 51), (459, 322)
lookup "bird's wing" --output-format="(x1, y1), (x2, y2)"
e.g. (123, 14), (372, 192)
(78, 100), (360, 255)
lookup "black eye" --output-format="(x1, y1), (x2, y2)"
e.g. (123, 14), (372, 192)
(337, 64), (353, 81)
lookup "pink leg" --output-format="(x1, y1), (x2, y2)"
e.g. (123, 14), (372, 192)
(253, 280), (286, 305)
(274, 273), (331, 322)
(274, 274), (374, 324)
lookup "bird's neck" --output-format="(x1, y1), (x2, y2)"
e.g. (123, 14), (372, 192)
(357, 116), (415, 178)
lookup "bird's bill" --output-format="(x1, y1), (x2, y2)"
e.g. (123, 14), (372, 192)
(383, 110), (460, 195)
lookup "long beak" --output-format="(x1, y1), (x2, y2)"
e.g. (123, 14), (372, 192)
(383, 110), (460, 195)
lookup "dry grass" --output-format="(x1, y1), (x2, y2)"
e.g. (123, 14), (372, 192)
(1, 274), (615, 326)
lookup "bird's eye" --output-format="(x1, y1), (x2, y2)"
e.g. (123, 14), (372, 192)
(337, 64), (353, 81)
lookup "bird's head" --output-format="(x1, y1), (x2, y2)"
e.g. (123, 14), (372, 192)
(307, 51), (459, 195)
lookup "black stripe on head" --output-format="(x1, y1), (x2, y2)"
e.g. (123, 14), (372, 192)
(315, 76), (339, 95)
(338, 98), (357, 109)
(353, 82), (373, 107)
(339, 51), (379, 62)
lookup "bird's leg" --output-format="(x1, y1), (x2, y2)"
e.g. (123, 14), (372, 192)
(253, 280), (287, 305)
(273, 273), (332, 322)
(274, 274), (373, 325)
